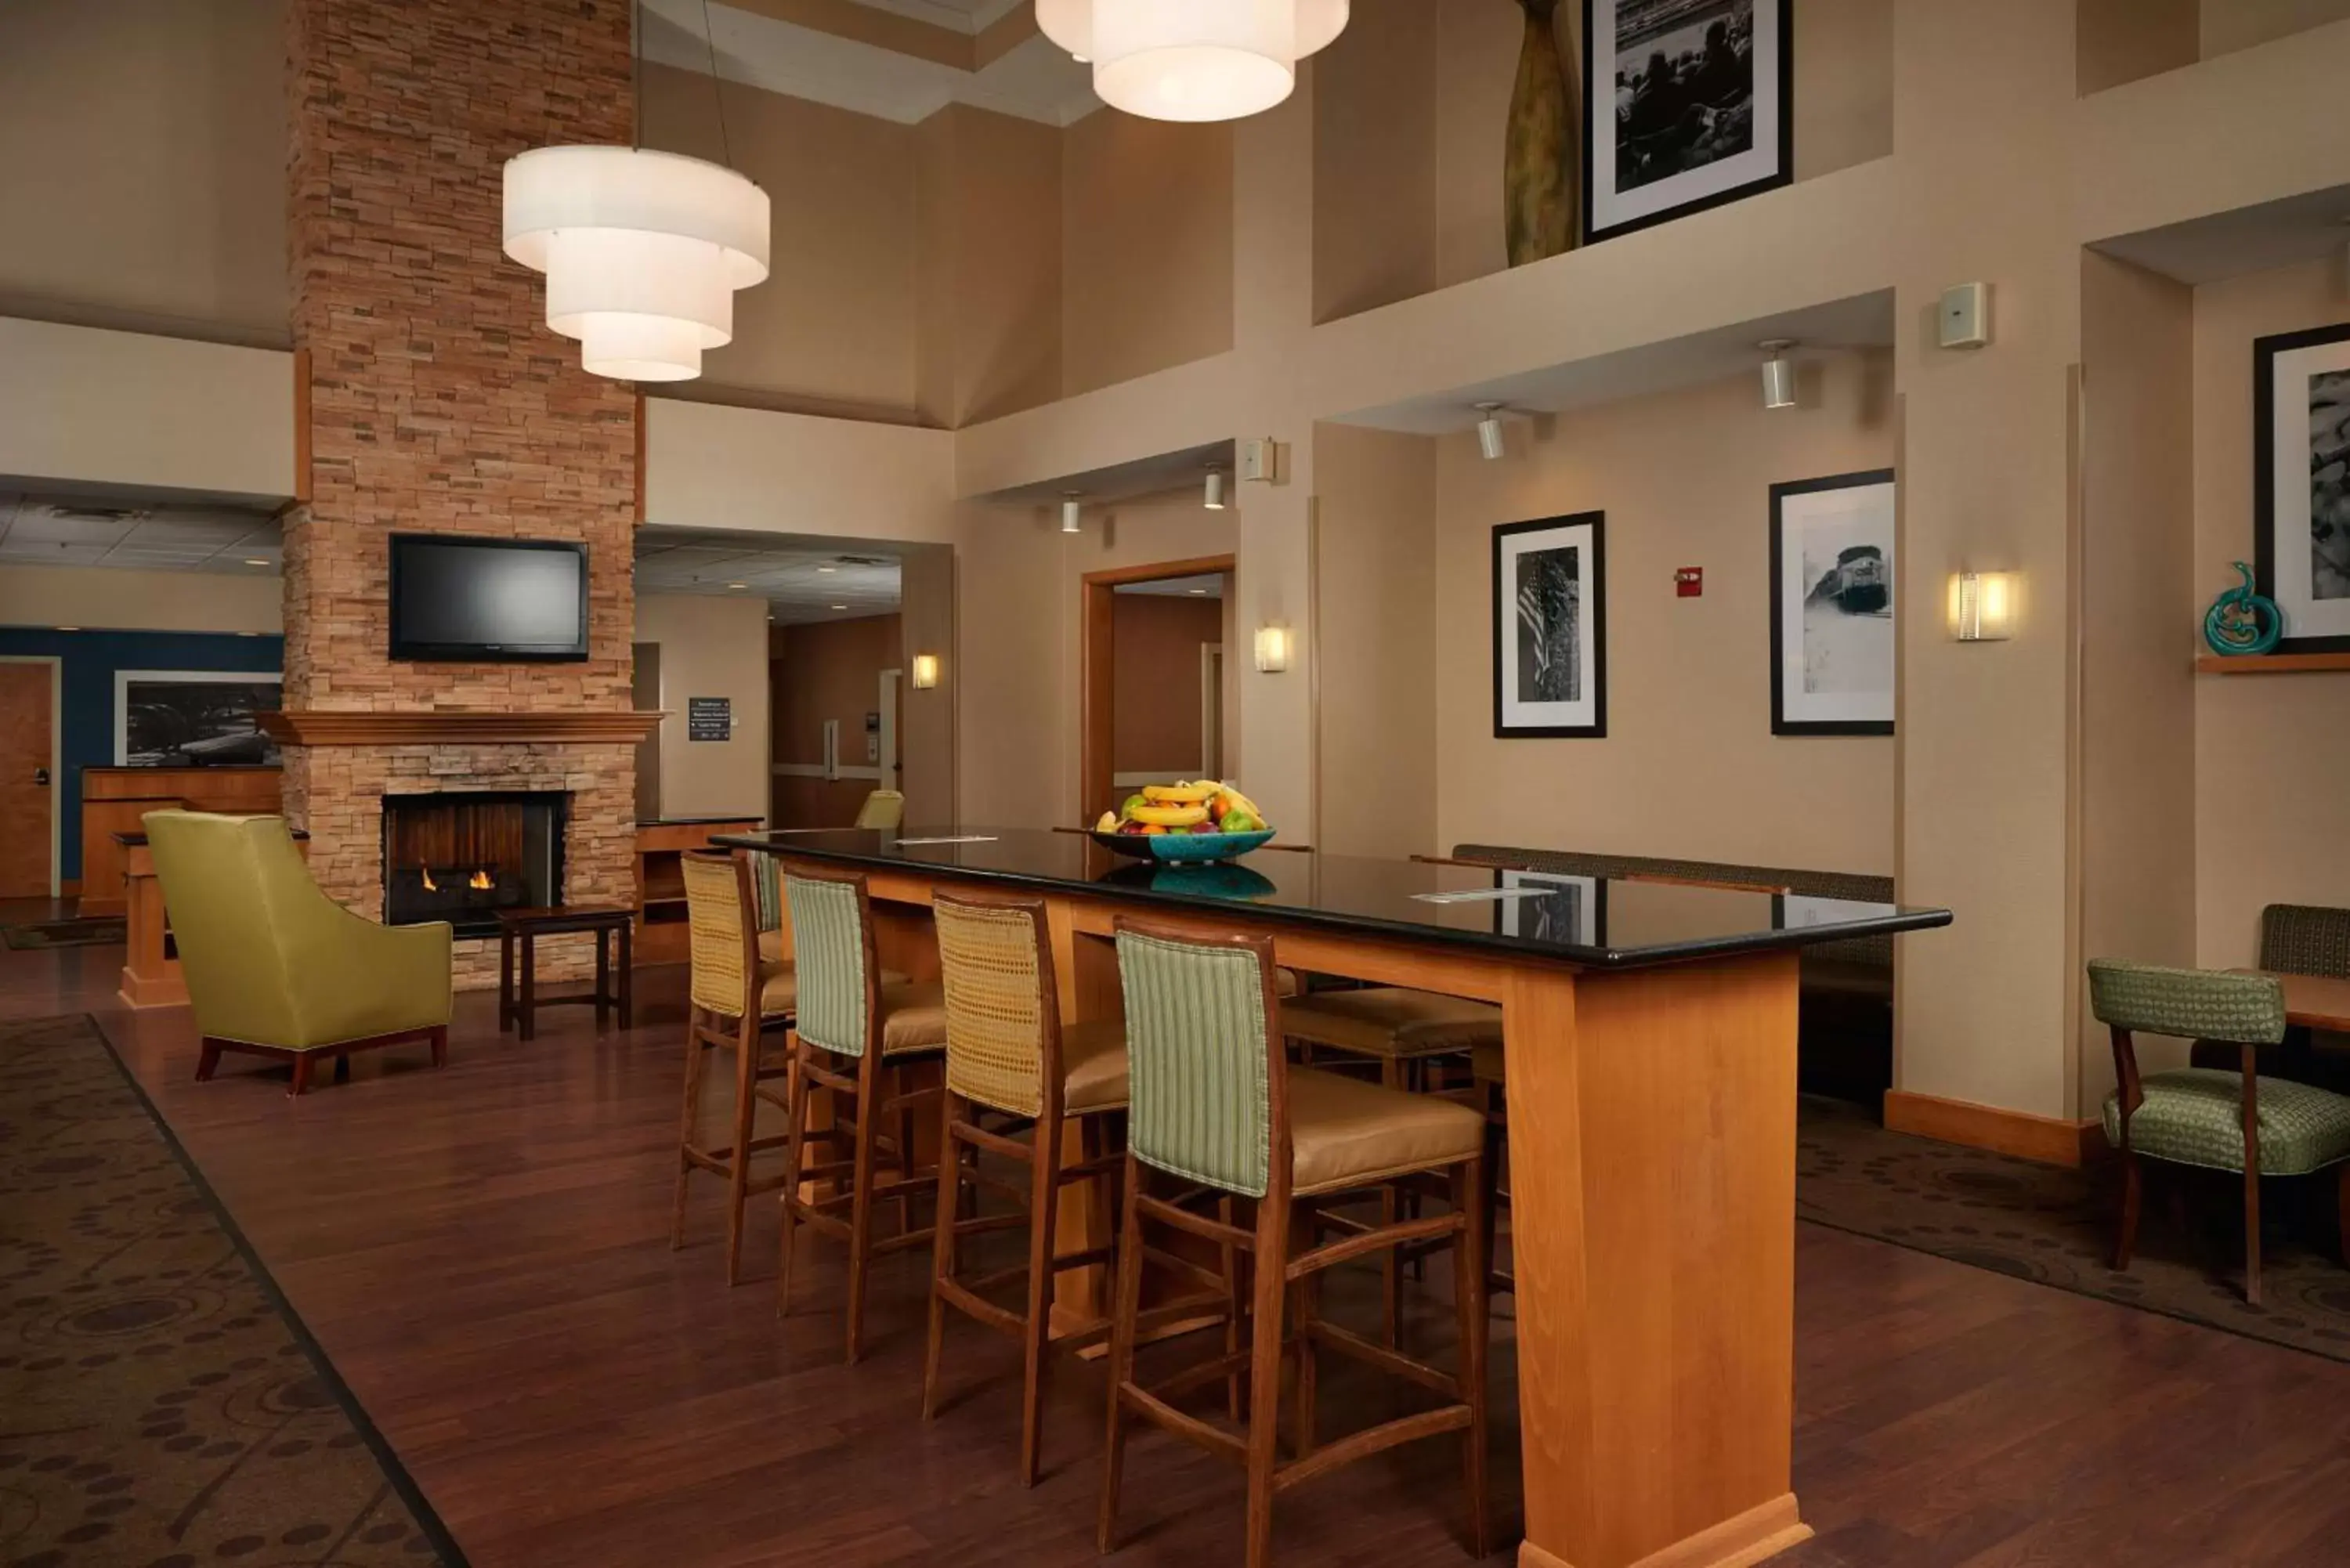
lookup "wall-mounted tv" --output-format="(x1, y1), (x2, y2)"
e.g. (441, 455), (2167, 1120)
(388, 534), (589, 662)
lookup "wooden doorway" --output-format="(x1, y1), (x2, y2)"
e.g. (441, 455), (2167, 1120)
(0, 658), (60, 898)
(1079, 555), (1235, 824)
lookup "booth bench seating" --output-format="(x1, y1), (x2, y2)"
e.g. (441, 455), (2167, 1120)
(1448, 844), (1896, 1108)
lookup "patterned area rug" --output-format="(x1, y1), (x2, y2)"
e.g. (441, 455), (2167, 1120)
(0, 1013), (460, 1567)
(2, 919), (126, 952)
(1799, 1095), (2350, 1363)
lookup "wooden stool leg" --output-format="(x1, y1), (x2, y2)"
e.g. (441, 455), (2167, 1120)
(672, 1009), (711, 1249)
(595, 926), (612, 1028)
(776, 1039), (812, 1316)
(1452, 1158), (1491, 1560)
(2338, 1163), (2350, 1267)
(1019, 1115), (1061, 1488)
(844, 1051), (881, 1364)
(1219, 1195), (1246, 1422)
(922, 1089), (962, 1422)
(724, 1008), (760, 1286)
(1097, 1154), (1145, 1556)
(2244, 1165), (2264, 1307)
(1289, 1201), (1318, 1461)
(499, 930), (514, 1032)
(519, 933), (537, 1042)
(195, 1040), (221, 1082)
(1379, 1057), (1406, 1347)
(618, 922), (634, 1029)
(1243, 1192), (1289, 1568)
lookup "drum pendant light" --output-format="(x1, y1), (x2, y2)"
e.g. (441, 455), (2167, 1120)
(1037, 0), (1350, 123)
(502, 1), (769, 381)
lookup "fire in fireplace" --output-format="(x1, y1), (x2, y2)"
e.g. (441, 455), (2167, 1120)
(381, 791), (566, 937)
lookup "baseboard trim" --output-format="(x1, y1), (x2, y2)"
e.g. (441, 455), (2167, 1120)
(1883, 1089), (2103, 1167)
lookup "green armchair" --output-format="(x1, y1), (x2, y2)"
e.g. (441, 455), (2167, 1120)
(142, 810), (454, 1096)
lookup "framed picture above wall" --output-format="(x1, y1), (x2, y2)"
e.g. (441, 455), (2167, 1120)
(1769, 471), (1895, 736)
(2254, 322), (2350, 652)
(1582, 0), (1792, 245)
(114, 671), (283, 766)
(1493, 512), (1607, 739)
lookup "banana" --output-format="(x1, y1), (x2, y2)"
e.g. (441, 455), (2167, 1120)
(1128, 803), (1209, 827)
(1142, 782), (1218, 805)
(1215, 785), (1264, 821)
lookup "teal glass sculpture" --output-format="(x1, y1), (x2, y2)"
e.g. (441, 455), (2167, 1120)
(2204, 562), (2281, 656)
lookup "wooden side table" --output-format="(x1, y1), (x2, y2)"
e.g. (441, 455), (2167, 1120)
(496, 906), (634, 1042)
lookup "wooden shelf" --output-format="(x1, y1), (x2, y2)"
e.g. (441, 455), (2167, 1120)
(258, 710), (665, 746)
(2195, 652), (2350, 674)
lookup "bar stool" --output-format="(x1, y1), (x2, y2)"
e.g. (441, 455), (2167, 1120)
(1470, 1042), (1513, 1297)
(1099, 921), (1491, 1568)
(920, 891), (1130, 1486)
(775, 860), (950, 1363)
(1277, 987), (1502, 1342)
(671, 851), (797, 1285)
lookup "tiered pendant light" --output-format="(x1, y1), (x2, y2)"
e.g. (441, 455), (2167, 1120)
(501, 3), (769, 381)
(1036, 0), (1350, 122)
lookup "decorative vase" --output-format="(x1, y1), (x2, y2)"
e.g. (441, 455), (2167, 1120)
(1504, 0), (1577, 266)
(2204, 561), (2283, 656)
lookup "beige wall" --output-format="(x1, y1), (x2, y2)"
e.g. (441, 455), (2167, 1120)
(1314, 423), (1437, 859)
(898, 544), (957, 826)
(2077, 0), (2198, 94)
(0, 564), (282, 634)
(1061, 112), (1235, 398)
(1314, 0), (1439, 323)
(634, 593), (772, 822)
(2077, 251), (2198, 1096)
(916, 106), (1063, 428)
(2200, 0), (2350, 58)
(2193, 255), (2350, 971)
(644, 61), (920, 421)
(645, 399), (957, 544)
(0, 0), (286, 345)
(1431, 357), (1896, 873)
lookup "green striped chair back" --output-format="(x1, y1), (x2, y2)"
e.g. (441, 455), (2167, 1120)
(1115, 927), (1275, 1198)
(2087, 960), (2287, 1045)
(751, 853), (783, 934)
(785, 871), (872, 1057)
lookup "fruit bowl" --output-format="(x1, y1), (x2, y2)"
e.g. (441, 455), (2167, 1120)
(1088, 828), (1277, 864)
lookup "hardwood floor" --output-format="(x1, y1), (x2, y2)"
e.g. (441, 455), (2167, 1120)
(12, 903), (2350, 1567)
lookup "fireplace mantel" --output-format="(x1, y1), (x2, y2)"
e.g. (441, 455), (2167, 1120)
(257, 711), (665, 746)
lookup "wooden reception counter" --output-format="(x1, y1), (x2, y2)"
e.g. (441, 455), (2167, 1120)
(717, 827), (1950, 1568)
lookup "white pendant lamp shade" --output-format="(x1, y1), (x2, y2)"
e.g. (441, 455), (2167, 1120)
(1039, 0), (1349, 122)
(503, 146), (769, 382)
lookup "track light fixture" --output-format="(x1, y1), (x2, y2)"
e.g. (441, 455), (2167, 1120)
(1759, 339), (1798, 410)
(1204, 467), (1227, 511)
(1061, 492), (1084, 534)
(1475, 403), (1507, 461)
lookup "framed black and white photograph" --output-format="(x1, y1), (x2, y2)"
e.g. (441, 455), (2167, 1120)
(1493, 512), (1607, 739)
(114, 671), (282, 766)
(1499, 869), (1605, 945)
(2254, 323), (2350, 652)
(1582, 0), (1791, 245)
(1769, 471), (1895, 736)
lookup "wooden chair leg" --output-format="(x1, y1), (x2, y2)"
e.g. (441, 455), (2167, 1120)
(1097, 1155), (1145, 1556)
(1019, 1115), (1061, 1487)
(1243, 1190), (1289, 1568)
(334, 1052), (352, 1082)
(844, 1053), (881, 1364)
(1219, 1194), (1246, 1421)
(1452, 1158), (1491, 1560)
(194, 1041), (221, 1082)
(922, 1090), (961, 1422)
(2112, 1149), (2142, 1271)
(2243, 1165), (2263, 1307)
(1289, 1201), (1318, 1461)
(1379, 1058), (1405, 1347)
(428, 1024), (448, 1068)
(671, 1010), (710, 1251)
(287, 1052), (313, 1098)
(776, 1040), (811, 1316)
(725, 1010), (760, 1286)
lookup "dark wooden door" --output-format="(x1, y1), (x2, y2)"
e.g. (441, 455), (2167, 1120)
(0, 663), (56, 898)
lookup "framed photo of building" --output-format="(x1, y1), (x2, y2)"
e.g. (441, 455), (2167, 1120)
(2254, 322), (2350, 652)
(114, 671), (282, 766)
(1494, 512), (1607, 739)
(1582, 0), (1792, 245)
(1769, 471), (1895, 735)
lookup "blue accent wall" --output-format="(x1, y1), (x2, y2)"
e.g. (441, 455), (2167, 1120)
(0, 628), (284, 881)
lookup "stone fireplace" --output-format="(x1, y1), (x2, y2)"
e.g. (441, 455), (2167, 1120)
(277, 0), (645, 990)
(381, 790), (566, 937)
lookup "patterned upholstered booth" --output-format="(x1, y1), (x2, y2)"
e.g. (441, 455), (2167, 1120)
(2189, 903), (2350, 1090)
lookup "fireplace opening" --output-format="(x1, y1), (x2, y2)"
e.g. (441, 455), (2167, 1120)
(381, 791), (566, 937)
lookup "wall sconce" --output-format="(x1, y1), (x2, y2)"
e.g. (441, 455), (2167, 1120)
(1253, 624), (1291, 674)
(911, 652), (940, 689)
(1948, 571), (2016, 641)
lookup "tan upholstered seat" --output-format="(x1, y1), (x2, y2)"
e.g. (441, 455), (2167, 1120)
(1287, 1067), (1486, 1196)
(1280, 987), (1502, 1060)
(878, 982), (950, 1056)
(1276, 966), (1301, 999)
(750, 960), (797, 1018)
(1061, 1018), (1130, 1112)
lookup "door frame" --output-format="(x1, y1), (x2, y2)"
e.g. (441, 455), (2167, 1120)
(1079, 554), (1236, 823)
(877, 668), (902, 796)
(0, 656), (63, 898)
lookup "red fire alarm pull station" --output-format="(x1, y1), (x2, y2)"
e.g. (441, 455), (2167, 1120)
(1676, 567), (1703, 598)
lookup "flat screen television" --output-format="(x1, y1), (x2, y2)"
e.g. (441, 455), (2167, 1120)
(388, 534), (589, 662)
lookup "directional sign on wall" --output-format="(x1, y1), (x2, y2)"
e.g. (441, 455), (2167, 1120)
(687, 697), (731, 742)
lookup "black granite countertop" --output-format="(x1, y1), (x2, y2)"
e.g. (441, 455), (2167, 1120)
(713, 827), (1951, 971)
